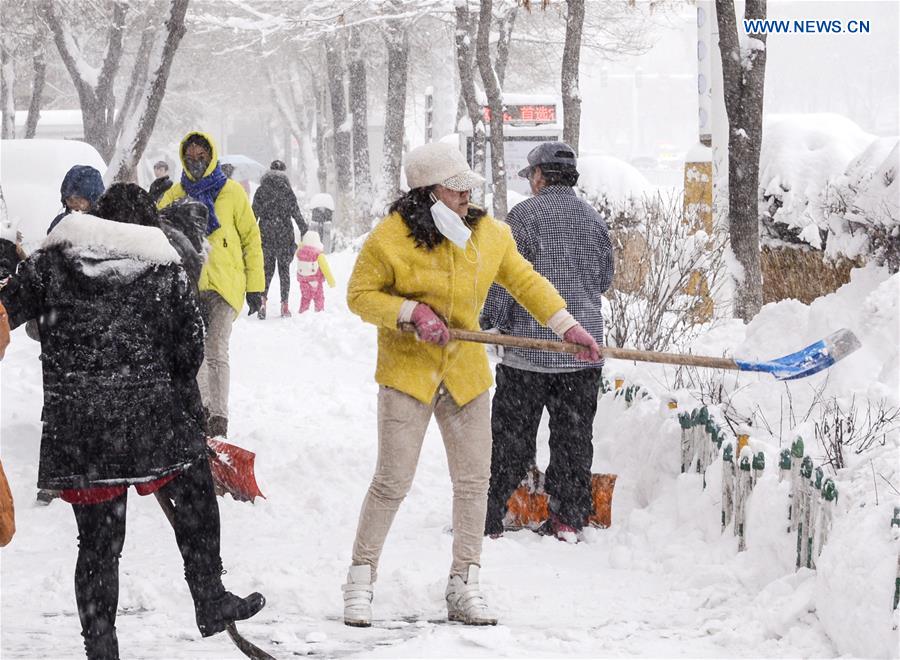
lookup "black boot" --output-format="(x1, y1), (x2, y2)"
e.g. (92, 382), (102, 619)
(83, 630), (119, 660)
(194, 590), (266, 637)
(207, 415), (228, 438)
(187, 568), (265, 638)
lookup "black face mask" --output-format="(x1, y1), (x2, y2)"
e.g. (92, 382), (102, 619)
(185, 157), (210, 180)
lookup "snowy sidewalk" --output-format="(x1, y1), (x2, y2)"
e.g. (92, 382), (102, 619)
(0, 252), (837, 658)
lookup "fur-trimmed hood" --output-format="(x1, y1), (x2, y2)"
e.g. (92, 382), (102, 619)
(42, 214), (180, 286)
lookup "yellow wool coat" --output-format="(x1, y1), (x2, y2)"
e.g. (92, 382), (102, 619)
(347, 211), (567, 406)
(158, 131), (264, 313)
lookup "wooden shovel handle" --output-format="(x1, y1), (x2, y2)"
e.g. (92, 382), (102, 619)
(400, 323), (739, 371)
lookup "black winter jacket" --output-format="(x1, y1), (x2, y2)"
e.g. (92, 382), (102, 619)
(0, 215), (207, 489)
(251, 171), (306, 248)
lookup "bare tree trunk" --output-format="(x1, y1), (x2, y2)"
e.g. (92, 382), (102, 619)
(105, 0), (189, 183)
(561, 0), (585, 150)
(324, 33), (353, 227)
(314, 79), (330, 193)
(0, 40), (15, 139)
(454, 1), (486, 204)
(112, 6), (158, 145)
(495, 5), (517, 87)
(43, 0), (128, 160)
(476, 0), (509, 220)
(348, 25), (372, 233)
(24, 31), (47, 139)
(381, 21), (409, 204)
(716, 0), (767, 322)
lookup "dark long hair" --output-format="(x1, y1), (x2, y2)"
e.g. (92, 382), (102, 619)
(95, 183), (160, 228)
(389, 186), (485, 250)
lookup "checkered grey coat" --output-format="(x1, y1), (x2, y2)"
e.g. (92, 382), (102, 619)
(481, 186), (614, 370)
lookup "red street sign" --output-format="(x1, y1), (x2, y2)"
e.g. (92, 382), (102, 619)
(483, 104), (556, 124)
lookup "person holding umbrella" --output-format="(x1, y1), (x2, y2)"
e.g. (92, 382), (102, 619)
(341, 142), (600, 628)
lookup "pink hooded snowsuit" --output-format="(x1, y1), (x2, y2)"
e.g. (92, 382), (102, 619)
(295, 231), (333, 312)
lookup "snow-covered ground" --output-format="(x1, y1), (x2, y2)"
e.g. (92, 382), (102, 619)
(1, 250), (898, 658)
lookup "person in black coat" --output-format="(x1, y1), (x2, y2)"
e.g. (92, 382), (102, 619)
(251, 160), (307, 318)
(0, 183), (264, 660)
(148, 160), (174, 204)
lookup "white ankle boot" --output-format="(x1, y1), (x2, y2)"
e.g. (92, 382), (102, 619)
(445, 565), (497, 626)
(342, 564), (373, 627)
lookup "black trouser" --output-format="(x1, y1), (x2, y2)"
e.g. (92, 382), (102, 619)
(485, 365), (603, 534)
(71, 460), (222, 659)
(262, 240), (294, 303)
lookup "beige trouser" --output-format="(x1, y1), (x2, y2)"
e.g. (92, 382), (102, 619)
(351, 385), (492, 580)
(196, 291), (236, 419)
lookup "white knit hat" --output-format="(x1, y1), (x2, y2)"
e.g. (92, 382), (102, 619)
(301, 231), (323, 249)
(404, 142), (485, 191)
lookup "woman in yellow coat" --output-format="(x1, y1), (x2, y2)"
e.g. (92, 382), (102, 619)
(158, 131), (265, 438)
(341, 142), (600, 628)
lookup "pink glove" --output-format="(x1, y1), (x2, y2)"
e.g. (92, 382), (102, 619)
(564, 324), (601, 362)
(411, 303), (450, 347)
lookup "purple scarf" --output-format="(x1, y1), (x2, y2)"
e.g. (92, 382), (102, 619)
(180, 164), (227, 235)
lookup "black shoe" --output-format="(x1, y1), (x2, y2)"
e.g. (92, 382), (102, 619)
(195, 591), (266, 638)
(207, 415), (228, 438)
(36, 489), (60, 505)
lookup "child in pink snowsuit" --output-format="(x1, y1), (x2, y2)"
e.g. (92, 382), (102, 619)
(295, 231), (335, 312)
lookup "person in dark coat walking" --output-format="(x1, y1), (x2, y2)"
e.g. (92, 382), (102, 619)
(252, 160), (307, 319)
(47, 165), (105, 234)
(0, 183), (264, 660)
(148, 160), (174, 203)
(481, 142), (614, 543)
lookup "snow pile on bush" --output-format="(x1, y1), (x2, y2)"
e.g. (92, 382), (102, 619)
(576, 154), (653, 203)
(825, 138), (900, 268)
(759, 113), (876, 249)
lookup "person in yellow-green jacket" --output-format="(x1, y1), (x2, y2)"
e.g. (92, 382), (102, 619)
(158, 132), (264, 439)
(340, 142), (601, 629)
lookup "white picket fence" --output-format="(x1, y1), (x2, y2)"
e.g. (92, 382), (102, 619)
(678, 406), (838, 563)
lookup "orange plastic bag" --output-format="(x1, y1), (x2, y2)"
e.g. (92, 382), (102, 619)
(0, 302), (10, 361)
(504, 468), (616, 531)
(0, 459), (15, 547)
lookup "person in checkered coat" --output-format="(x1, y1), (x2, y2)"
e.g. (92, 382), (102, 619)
(481, 141), (614, 541)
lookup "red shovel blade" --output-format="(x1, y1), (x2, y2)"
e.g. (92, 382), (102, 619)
(207, 438), (265, 502)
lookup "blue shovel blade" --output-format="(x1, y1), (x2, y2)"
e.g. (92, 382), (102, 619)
(734, 328), (862, 381)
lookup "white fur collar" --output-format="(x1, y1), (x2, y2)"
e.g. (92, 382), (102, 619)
(43, 213), (180, 265)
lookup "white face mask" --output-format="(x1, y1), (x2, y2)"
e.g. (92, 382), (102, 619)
(430, 198), (471, 250)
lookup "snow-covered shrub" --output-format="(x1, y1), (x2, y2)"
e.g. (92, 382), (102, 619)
(759, 114), (875, 251)
(815, 396), (900, 471)
(758, 114), (899, 272)
(588, 193), (729, 352)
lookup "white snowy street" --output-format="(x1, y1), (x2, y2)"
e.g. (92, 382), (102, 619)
(5, 250), (894, 659)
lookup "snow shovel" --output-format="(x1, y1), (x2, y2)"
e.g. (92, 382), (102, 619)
(207, 438), (266, 502)
(408, 326), (861, 381)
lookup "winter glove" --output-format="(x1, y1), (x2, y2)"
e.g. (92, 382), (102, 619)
(411, 303), (450, 347)
(246, 292), (263, 316)
(564, 324), (601, 362)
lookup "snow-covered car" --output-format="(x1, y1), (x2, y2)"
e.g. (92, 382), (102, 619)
(0, 139), (107, 248)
